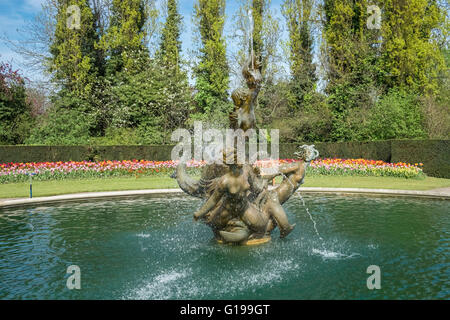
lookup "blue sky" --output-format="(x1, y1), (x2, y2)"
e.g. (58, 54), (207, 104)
(0, 0), (289, 84)
(0, 0), (45, 64)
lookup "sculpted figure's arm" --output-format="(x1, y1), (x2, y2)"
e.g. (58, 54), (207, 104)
(278, 162), (308, 186)
(247, 167), (279, 195)
(278, 162), (303, 176)
(261, 172), (282, 181)
(193, 185), (225, 221)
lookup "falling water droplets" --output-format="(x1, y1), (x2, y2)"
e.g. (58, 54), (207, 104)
(297, 191), (324, 244)
(281, 173), (325, 247)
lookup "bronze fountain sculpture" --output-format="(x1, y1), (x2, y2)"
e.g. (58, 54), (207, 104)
(172, 52), (319, 245)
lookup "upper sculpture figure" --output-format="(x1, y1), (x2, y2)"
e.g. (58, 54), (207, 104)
(229, 52), (262, 132)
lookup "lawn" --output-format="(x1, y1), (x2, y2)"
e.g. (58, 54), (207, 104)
(1, 175), (449, 199)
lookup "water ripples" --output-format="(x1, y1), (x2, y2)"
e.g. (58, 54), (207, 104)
(0, 194), (448, 299)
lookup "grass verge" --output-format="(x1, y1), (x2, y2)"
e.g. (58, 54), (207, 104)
(0, 175), (449, 199)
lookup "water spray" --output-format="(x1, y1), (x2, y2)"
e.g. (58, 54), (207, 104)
(281, 172), (325, 245)
(248, 9), (254, 70)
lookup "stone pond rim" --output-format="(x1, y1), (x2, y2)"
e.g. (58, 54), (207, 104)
(1, 187), (448, 209)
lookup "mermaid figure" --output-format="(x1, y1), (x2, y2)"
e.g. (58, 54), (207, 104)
(193, 148), (307, 243)
(193, 161), (267, 242)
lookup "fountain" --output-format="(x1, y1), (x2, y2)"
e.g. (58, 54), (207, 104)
(172, 47), (319, 245)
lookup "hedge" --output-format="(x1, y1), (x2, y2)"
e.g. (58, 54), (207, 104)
(390, 140), (449, 179)
(0, 145), (175, 163)
(283, 140), (448, 178)
(279, 141), (392, 163)
(0, 140), (448, 178)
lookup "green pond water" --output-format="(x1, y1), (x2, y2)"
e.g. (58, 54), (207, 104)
(0, 194), (448, 300)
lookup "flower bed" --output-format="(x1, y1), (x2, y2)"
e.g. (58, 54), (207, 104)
(0, 158), (424, 184)
(308, 158), (424, 179)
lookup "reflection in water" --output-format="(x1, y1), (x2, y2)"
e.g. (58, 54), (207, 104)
(0, 195), (448, 299)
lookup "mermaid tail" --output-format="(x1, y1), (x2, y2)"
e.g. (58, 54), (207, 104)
(219, 220), (250, 243)
(219, 228), (250, 243)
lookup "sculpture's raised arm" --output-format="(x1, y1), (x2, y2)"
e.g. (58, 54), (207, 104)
(242, 52), (262, 90)
(193, 185), (224, 221)
(274, 145), (319, 205)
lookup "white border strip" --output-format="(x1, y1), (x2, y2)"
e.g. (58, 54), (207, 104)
(0, 187), (448, 208)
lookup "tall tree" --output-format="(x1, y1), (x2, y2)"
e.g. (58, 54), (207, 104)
(155, 0), (191, 140)
(282, 0), (317, 108)
(323, 0), (445, 95)
(99, 0), (149, 76)
(252, 0), (264, 65)
(193, 0), (229, 115)
(380, 0), (445, 95)
(322, 0), (372, 83)
(232, 0), (280, 79)
(49, 0), (100, 96)
(321, 0), (446, 141)
(4, 0), (115, 91)
(159, 0), (183, 72)
(322, 0), (382, 141)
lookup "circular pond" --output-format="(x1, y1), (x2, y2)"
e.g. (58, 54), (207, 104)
(0, 194), (448, 299)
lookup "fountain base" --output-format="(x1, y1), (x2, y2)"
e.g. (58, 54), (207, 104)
(216, 237), (271, 246)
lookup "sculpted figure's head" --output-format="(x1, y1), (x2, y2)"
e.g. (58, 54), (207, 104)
(294, 145), (320, 162)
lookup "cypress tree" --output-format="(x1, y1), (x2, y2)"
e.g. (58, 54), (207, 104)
(282, 0), (317, 108)
(193, 0), (229, 114)
(100, 0), (149, 76)
(159, 0), (183, 72)
(380, 0), (445, 94)
(322, 0), (382, 141)
(49, 0), (99, 96)
(251, 0), (264, 68)
(234, 0), (279, 77)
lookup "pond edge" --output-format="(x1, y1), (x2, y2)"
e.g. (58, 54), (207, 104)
(0, 187), (448, 209)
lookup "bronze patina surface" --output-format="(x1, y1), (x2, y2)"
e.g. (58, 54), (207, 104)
(173, 53), (319, 245)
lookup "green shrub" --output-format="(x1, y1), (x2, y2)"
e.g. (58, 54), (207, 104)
(89, 127), (140, 146)
(0, 62), (33, 144)
(96, 59), (192, 144)
(291, 94), (333, 143)
(135, 118), (166, 145)
(364, 89), (427, 140)
(90, 122), (166, 146)
(26, 107), (93, 145)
